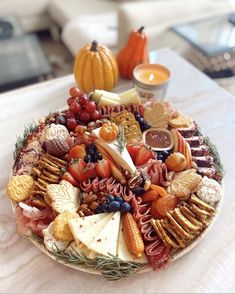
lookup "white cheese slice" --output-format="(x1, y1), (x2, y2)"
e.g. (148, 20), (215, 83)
(92, 127), (136, 174)
(43, 222), (69, 252)
(116, 219), (148, 264)
(69, 213), (114, 249)
(87, 211), (121, 258)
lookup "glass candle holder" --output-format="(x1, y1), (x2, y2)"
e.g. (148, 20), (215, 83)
(133, 63), (171, 102)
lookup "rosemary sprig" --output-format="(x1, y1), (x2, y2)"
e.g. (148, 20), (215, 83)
(14, 121), (38, 160)
(52, 247), (143, 281)
(204, 135), (224, 181)
(29, 232), (44, 244)
(114, 126), (126, 153)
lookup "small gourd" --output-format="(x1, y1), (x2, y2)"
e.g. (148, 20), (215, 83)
(117, 26), (149, 80)
(74, 40), (119, 93)
(99, 122), (119, 142)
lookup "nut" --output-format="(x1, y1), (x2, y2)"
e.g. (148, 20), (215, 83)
(79, 206), (93, 216)
(83, 193), (98, 204)
(144, 179), (152, 191)
(89, 201), (99, 211)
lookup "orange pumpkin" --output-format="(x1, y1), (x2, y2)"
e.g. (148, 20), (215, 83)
(74, 40), (119, 93)
(117, 26), (149, 80)
(99, 122), (119, 142)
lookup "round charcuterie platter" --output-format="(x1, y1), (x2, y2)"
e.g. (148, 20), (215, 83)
(7, 86), (224, 281)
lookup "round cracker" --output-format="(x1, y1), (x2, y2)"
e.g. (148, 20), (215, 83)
(7, 175), (35, 202)
(53, 211), (79, 241)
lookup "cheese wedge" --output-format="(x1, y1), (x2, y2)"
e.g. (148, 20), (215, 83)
(92, 128), (136, 174)
(69, 213), (109, 251)
(116, 219), (148, 264)
(69, 213), (114, 249)
(87, 211), (121, 258)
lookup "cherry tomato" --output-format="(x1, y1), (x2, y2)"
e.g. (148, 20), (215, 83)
(151, 195), (178, 218)
(142, 190), (159, 203)
(85, 101), (96, 114)
(69, 87), (81, 98)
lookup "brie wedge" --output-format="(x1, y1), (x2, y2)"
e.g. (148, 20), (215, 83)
(92, 128), (136, 174)
(42, 222), (69, 252)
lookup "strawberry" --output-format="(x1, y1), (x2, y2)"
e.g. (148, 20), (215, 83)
(61, 172), (79, 187)
(84, 162), (97, 179)
(95, 159), (111, 178)
(68, 159), (87, 182)
(126, 140), (142, 162)
(134, 145), (155, 166)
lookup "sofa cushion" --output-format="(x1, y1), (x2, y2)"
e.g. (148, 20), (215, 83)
(48, 0), (118, 27)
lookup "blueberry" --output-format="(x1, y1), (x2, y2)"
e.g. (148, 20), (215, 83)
(157, 150), (170, 162)
(138, 116), (145, 123)
(95, 206), (103, 214)
(109, 200), (121, 212)
(94, 151), (103, 161)
(115, 196), (124, 203)
(120, 202), (131, 214)
(84, 154), (93, 163)
(134, 112), (141, 119)
(87, 144), (96, 153)
(131, 187), (145, 196)
(101, 204), (110, 212)
(56, 115), (66, 125)
(107, 194), (115, 203)
(140, 122), (151, 132)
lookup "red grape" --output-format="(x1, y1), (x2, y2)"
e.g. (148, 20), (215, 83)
(65, 109), (74, 119)
(80, 111), (90, 122)
(79, 93), (88, 106)
(69, 87), (81, 98)
(70, 101), (82, 115)
(91, 110), (100, 121)
(67, 96), (75, 106)
(85, 101), (96, 114)
(66, 117), (77, 130)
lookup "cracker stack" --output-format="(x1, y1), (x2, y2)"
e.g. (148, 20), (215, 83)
(31, 153), (67, 207)
(151, 194), (215, 249)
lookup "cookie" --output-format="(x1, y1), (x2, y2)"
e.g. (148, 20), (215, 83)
(43, 222), (69, 252)
(196, 176), (222, 204)
(144, 101), (170, 129)
(7, 175), (35, 202)
(53, 211), (79, 241)
(169, 113), (192, 128)
(167, 169), (202, 200)
(46, 180), (80, 214)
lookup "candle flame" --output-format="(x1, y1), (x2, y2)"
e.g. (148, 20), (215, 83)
(149, 73), (155, 81)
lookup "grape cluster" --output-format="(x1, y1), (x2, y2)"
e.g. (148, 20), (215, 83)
(65, 87), (101, 131)
(134, 112), (151, 132)
(85, 144), (103, 163)
(95, 195), (131, 214)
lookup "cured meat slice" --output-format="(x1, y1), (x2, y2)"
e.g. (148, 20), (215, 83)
(148, 245), (172, 271)
(177, 123), (196, 138)
(197, 167), (216, 178)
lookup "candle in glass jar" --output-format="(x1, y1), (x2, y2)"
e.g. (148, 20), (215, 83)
(136, 67), (169, 85)
(133, 63), (171, 101)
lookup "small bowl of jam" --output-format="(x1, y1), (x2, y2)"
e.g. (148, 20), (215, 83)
(143, 128), (174, 151)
